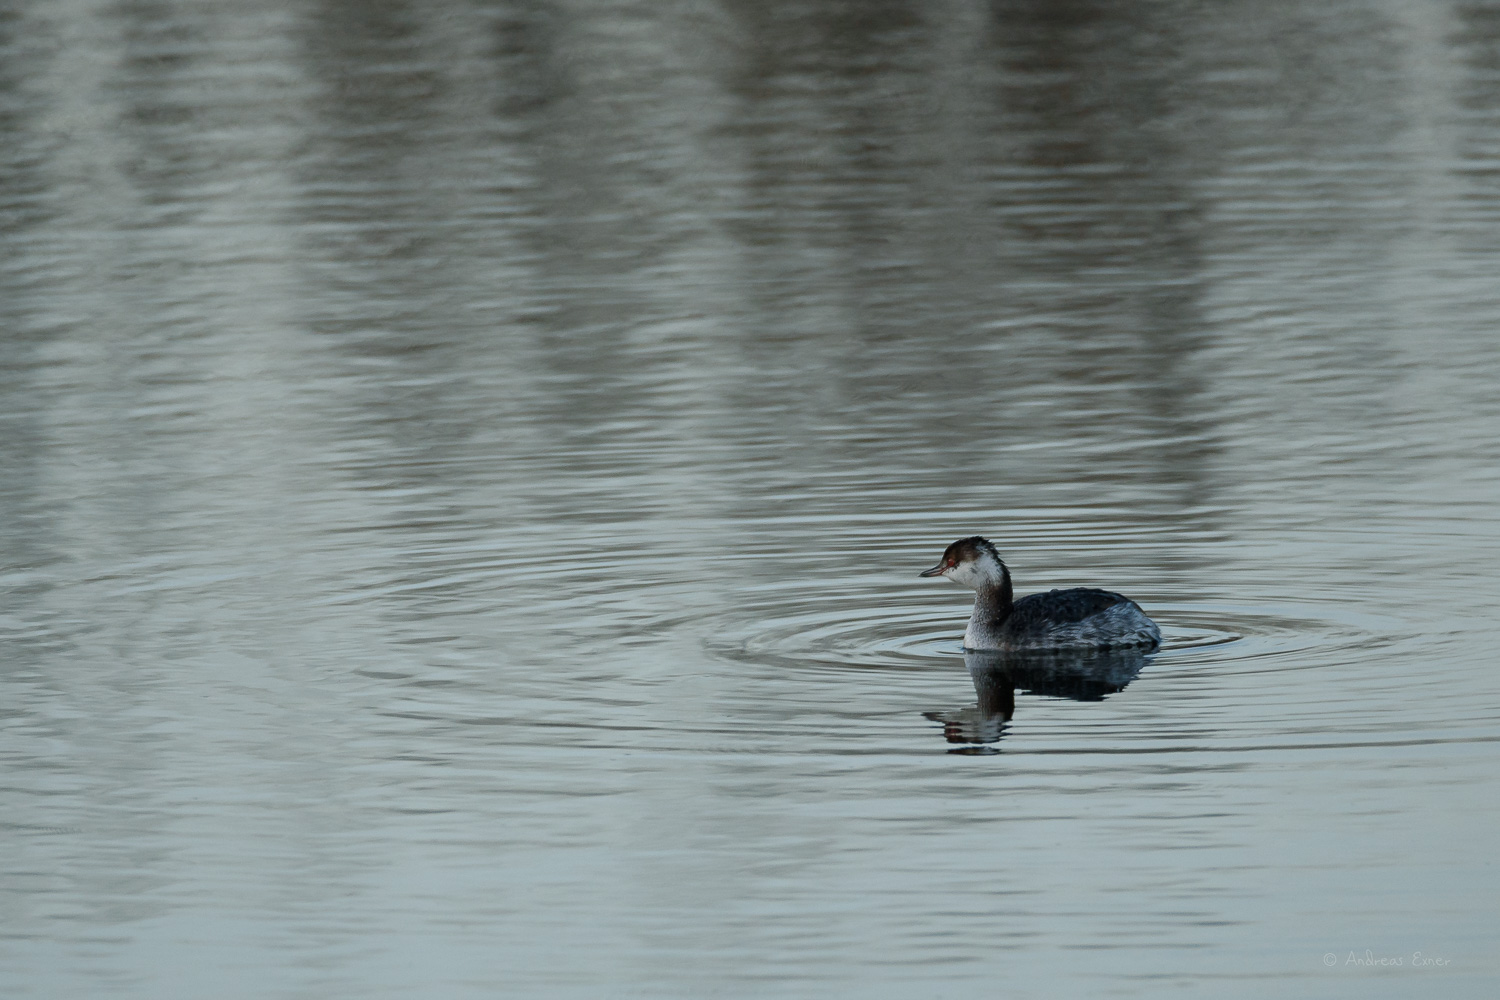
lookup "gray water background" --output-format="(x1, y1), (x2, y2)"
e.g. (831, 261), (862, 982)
(2, 0), (1499, 996)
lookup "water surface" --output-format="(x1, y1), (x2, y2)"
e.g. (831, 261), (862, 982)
(2, 0), (1498, 996)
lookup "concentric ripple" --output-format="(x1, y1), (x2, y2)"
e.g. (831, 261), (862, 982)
(710, 589), (1492, 754)
(714, 601), (962, 671)
(714, 592), (1407, 678)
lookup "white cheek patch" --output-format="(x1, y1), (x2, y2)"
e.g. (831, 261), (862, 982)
(948, 557), (1004, 590)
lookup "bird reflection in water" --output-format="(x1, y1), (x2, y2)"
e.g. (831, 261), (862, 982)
(924, 649), (1151, 754)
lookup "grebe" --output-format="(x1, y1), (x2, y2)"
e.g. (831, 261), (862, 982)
(919, 536), (1161, 651)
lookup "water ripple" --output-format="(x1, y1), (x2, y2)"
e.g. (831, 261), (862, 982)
(713, 596), (1400, 680)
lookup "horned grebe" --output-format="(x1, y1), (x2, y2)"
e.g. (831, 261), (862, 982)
(919, 536), (1161, 651)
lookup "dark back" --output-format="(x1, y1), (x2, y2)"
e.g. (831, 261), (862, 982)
(1006, 588), (1129, 634)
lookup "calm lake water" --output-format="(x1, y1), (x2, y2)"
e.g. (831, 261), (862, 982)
(3, 0), (1499, 996)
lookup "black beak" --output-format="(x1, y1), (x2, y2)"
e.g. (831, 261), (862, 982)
(919, 563), (946, 578)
